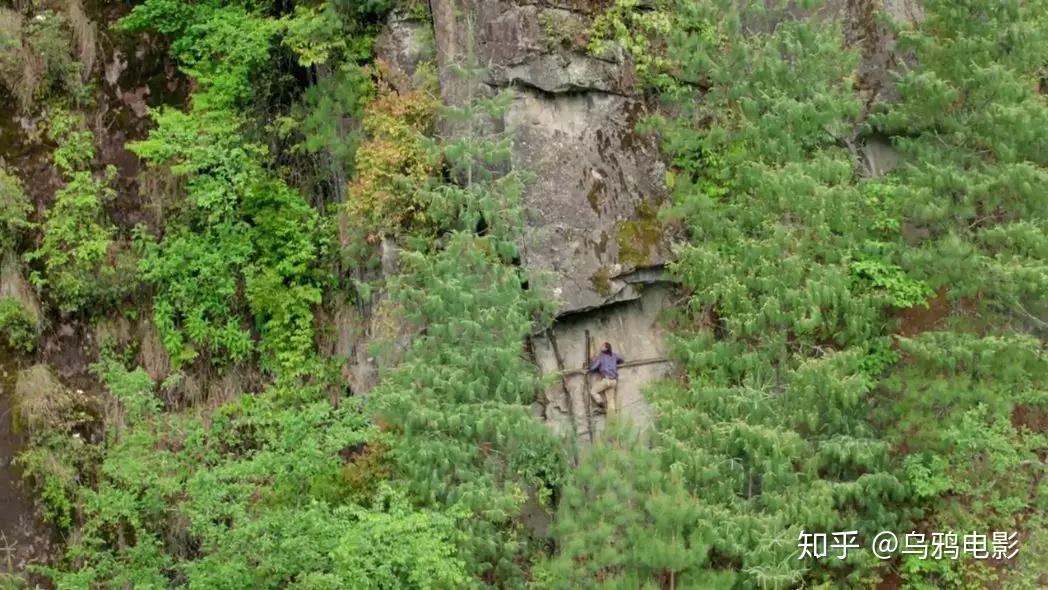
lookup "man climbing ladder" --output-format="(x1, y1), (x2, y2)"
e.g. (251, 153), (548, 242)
(587, 341), (624, 414)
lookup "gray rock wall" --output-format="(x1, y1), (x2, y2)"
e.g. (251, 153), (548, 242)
(375, 0), (922, 433)
(531, 282), (676, 439)
(368, 0), (680, 427)
(424, 0), (680, 433)
(430, 0), (672, 314)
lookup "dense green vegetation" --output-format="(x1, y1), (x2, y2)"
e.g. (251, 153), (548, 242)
(26, 109), (131, 313)
(0, 0), (1043, 588)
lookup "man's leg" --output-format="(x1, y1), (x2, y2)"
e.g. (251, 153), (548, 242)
(605, 379), (619, 414)
(591, 377), (610, 407)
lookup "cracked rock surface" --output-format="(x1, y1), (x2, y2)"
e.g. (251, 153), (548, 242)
(430, 0), (672, 314)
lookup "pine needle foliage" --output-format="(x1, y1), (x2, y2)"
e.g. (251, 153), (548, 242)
(578, 0), (1047, 587)
(7, 0), (1045, 587)
(869, 1), (1048, 585)
(368, 21), (565, 583)
(539, 422), (732, 590)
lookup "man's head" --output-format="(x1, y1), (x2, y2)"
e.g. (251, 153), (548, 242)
(601, 342), (612, 354)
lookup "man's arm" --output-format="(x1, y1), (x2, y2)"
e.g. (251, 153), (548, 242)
(588, 357), (600, 372)
(615, 353), (624, 365)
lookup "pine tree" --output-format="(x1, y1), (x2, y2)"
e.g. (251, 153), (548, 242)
(609, 0), (912, 586)
(425, 15), (528, 257)
(540, 423), (732, 590)
(367, 14), (565, 583)
(603, 0), (1047, 586)
(869, 1), (1048, 585)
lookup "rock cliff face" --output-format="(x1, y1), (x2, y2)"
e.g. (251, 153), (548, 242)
(425, 0), (677, 432)
(430, 0), (672, 313)
(531, 281), (676, 440)
(0, 360), (50, 577)
(0, 0), (939, 577)
(372, 0), (927, 434)
(373, 0), (677, 434)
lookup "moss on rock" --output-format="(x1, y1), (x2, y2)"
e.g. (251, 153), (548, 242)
(616, 200), (662, 267)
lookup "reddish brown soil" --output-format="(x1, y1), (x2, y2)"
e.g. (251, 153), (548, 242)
(894, 287), (952, 338)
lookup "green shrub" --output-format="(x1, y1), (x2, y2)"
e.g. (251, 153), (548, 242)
(0, 166), (33, 253)
(851, 258), (934, 309)
(330, 489), (469, 589)
(26, 110), (135, 313)
(17, 444), (76, 531)
(0, 8), (86, 112)
(11, 365), (97, 535)
(93, 354), (160, 426)
(0, 296), (38, 352)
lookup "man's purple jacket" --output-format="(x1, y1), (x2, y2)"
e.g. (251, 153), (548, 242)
(589, 351), (624, 379)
